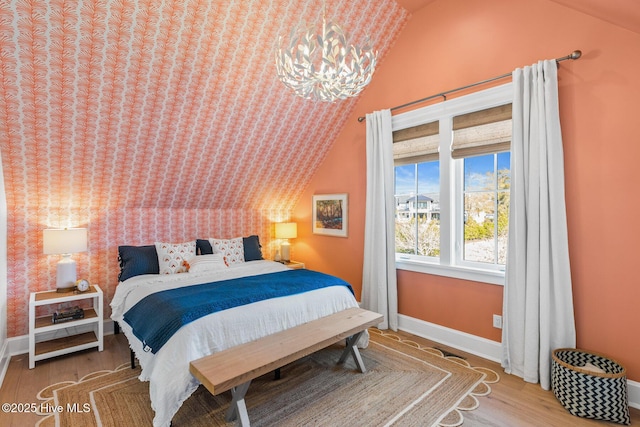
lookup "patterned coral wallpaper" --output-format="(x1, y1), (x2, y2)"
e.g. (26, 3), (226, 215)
(0, 0), (409, 337)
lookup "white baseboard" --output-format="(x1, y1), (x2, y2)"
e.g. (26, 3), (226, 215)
(398, 314), (502, 363)
(629, 380), (640, 410)
(397, 314), (640, 410)
(0, 340), (10, 388)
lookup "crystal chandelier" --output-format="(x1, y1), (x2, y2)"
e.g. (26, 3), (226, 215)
(275, 10), (377, 102)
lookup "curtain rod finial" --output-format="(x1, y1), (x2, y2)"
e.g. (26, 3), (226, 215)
(570, 50), (582, 60)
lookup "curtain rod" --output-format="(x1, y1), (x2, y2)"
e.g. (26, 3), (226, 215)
(357, 49), (582, 122)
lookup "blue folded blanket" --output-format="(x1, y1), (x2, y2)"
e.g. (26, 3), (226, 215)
(123, 269), (354, 354)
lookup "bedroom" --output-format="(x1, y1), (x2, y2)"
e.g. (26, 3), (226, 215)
(0, 0), (639, 425)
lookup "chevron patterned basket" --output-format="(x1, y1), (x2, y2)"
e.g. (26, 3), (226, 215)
(552, 348), (630, 425)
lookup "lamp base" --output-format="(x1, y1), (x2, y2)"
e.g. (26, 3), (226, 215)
(56, 256), (77, 293)
(280, 242), (291, 262)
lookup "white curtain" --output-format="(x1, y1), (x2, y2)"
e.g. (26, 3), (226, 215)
(362, 109), (398, 331)
(502, 60), (576, 390)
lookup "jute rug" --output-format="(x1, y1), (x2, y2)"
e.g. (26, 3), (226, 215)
(35, 329), (499, 427)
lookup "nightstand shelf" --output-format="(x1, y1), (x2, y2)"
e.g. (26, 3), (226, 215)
(29, 285), (104, 369)
(34, 332), (100, 357)
(34, 308), (99, 330)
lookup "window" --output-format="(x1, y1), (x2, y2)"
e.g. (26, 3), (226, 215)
(393, 83), (512, 285)
(461, 152), (510, 266)
(394, 161), (440, 257)
(393, 120), (440, 258)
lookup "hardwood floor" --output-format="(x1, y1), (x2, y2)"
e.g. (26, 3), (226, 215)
(0, 333), (132, 427)
(394, 330), (640, 427)
(0, 331), (637, 426)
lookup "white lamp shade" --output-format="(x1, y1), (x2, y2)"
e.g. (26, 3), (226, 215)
(43, 228), (88, 255)
(275, 222), (297, 239)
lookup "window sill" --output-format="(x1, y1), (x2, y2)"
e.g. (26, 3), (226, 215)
(396, 258), (505, 286)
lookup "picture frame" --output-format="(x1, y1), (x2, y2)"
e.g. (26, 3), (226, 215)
(312, 193), (348, 237)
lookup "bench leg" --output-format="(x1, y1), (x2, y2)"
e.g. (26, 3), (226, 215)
(226, 380), (252, 426)
(337, 330), (367, 373)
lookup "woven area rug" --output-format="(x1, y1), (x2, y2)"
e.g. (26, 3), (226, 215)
(35, 329), (498, 427)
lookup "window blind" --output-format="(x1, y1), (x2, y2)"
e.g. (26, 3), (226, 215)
(451, 103), (512, 159)
(392, 121), (439, 165)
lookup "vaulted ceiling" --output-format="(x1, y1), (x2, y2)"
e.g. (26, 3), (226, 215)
(548, 0), (640, 35)
(1, 0), (637, 215)
(0, 0), (409, 213)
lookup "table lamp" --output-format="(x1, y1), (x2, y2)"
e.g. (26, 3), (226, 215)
(275, 222), (297, 262)
(43, 228), (88, 292)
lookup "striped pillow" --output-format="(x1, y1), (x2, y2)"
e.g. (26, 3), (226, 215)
(188, 253), (228, 273)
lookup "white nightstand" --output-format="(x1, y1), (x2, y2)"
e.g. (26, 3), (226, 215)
(29, 285), (104, 369)
(282, 260), (305, 270)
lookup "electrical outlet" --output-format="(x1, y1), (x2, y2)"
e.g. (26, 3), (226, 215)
(493, 314), (502, 329)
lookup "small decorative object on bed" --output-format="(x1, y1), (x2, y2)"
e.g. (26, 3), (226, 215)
(552, 348), (630, 425)
(312, 193), (348, 237)
(112, 240), (364, 427)
(155, 241), (196, 274)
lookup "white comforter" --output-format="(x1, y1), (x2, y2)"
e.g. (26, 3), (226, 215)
(110, 260), (361, 427)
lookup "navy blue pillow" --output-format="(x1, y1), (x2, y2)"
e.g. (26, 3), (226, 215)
(118, 245), (159, 282)
(243, 235), (263, 261)
(196, 239), (213, 255)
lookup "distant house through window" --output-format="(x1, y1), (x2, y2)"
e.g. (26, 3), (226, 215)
(392, 83), (512, 285)
(394, 165), (441, 257)
(393, 120), (440, 258)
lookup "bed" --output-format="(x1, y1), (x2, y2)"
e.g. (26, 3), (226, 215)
(110, 238), (364, 427)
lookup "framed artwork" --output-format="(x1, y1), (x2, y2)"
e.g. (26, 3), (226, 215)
(312, 193), (348, 237)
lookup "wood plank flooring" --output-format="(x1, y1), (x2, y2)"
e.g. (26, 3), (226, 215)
(0, 330), (637, 426)
(0, 333), (131, 427)
(394, 330), (640, 427)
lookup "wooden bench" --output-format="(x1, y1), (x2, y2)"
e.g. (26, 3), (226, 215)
(189, 307), (383, 426)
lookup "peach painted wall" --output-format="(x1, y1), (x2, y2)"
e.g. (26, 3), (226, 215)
(294, 0), (640, 382)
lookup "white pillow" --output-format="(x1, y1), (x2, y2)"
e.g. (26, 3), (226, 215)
(155, 241), (196, 275)
(188, 253), (228, 273)
(209, 237), (244, 265)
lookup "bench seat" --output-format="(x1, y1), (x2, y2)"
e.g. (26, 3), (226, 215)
(189, 307), (383, 426)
